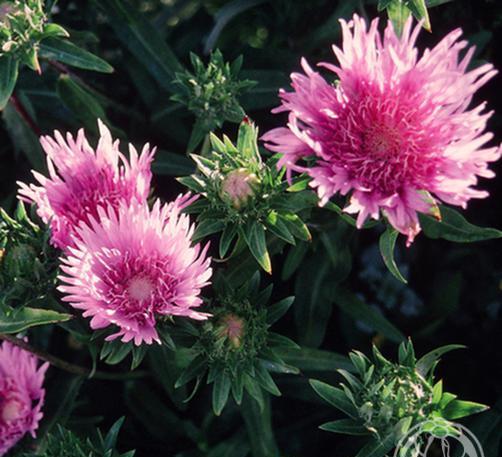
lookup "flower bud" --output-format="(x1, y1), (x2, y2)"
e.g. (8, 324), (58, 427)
(217, 313), (245, 349)
(220, 168), (260, 210)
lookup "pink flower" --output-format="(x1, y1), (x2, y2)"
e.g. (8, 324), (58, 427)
(263, 15), (501, 244)
(18, 120), (155, 251)
(58, 195), (212, 345)
(0, 341), (48, 455)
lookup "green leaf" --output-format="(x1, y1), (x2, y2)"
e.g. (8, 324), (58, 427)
(354, 435), (395, 457)
(39, 38), (114, 73)
(241, 393), (279, 457)
(408, 0), (431, 31)
(442, 399), (489, 420)
(255, 363), (281, 396)
(243, 222), (272, 273)
(2, 100), (45, 169)
(309, 379), (358, 418)
(267, 332), (300, 350)
(102, 341), (133, 365)
(219, 224), (238, 258)
(177, 175), (206, 193)
(419, 206), (502, 243)
(278, 212), (311, 242)
(379, 227), (408, 284)
(0, 307), (72, 333)
(320, 419), (368, 435)
(243, 373), (265, 411)
(426, 0), (454, 6)
(281, 241), (309, 281)
(0, 57), (19, 110)
(265, 211), (295, 245)
(94, 0), (181, 91)
(152, 150), (194, 176)
(334, 288), (406, 343)
(236, 118), (259, 160)
(42, 23), (70, 38)
(192, 218), (226, 242)
(204, 0), (268, 53)
(377, 0), (394, 11)
(57, 75), (107, 133)
(276, 347), (353, 372)
(387, 0), (411, 37)
(266, 297), (295, 326)
(416, 344), (465, 377)
(175, 355), (207, 388)
(212, 371), (231, 416)
(103, 417), (125, 450)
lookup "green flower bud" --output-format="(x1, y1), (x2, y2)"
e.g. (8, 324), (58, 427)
(220, 168), (260, 210)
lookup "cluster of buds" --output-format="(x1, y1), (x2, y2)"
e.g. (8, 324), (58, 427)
(311, 341), (488, 451)
(0, 0), (67, 72)
(175, 275), (298, 415)
(180, 118), (313, 273)
(171, 49), (256, 151)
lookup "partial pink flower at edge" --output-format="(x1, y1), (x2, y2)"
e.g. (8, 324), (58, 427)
(263, 15), (501, 244)
(58, 194), (212, 346)
(0, 340), (48, 456)
(18, 119), (155, 251)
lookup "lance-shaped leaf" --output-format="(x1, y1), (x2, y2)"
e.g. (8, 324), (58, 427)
(320, 419), (368, 435)
(441, 399), (489, 420)
(243, 222), (272, 273)
(0, 307), (72, 333)
(416, 344), (465, 377)
(309, 379), (359, 418)
(0, 57), (19, 110)
(379, 226), (408, 284)
(39, 37), (114, 73)
(418, 206), (502, 243)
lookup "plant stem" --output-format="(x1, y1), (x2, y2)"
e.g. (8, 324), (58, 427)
(0, 333), (148, 380)
(9, 94), (42, 136)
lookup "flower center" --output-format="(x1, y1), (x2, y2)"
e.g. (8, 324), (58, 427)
(218, 313), (245, 348)
(363, 123), (402, 158)
(127, 276), (155, 302)
(1, 399), (22, 423)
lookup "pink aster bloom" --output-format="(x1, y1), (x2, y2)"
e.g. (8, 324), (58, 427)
(0, 341), (48, 455)
(18, 120), (155, 251)
(58, 195), (212, 345)
(263, 15), (501, 244)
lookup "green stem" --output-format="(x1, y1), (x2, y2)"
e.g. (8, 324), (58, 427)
(0, 333), (148, 380)
(241, 394), (280, 457)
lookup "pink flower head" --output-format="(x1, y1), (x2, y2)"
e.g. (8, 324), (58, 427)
(0, 341), (48, 455)
(263, 15), (501, 244)
(58, 194), (212, 345)
(18, 120), (155, 251)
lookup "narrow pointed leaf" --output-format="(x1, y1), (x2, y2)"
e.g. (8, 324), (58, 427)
(39, 37), (114, 73)
(0, 57), (19, 110)
(212, 371), (231, 416)
(266, 297), (295, 326)
(334, 288), (405, 343)
(320, 419), (368, 435)
(416, 344), (465, 377)
(379, 227), (407, 283)
(419, 206), (502, 243)
(309, 379), (358, 418)
(0, 307), (72, 333)
(243, 222), (272, 273)
(442, 400), (489, 420)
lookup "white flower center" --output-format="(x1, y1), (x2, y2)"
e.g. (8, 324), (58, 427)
(1, 399), (22, 422)
(127, 276), (155, 301)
